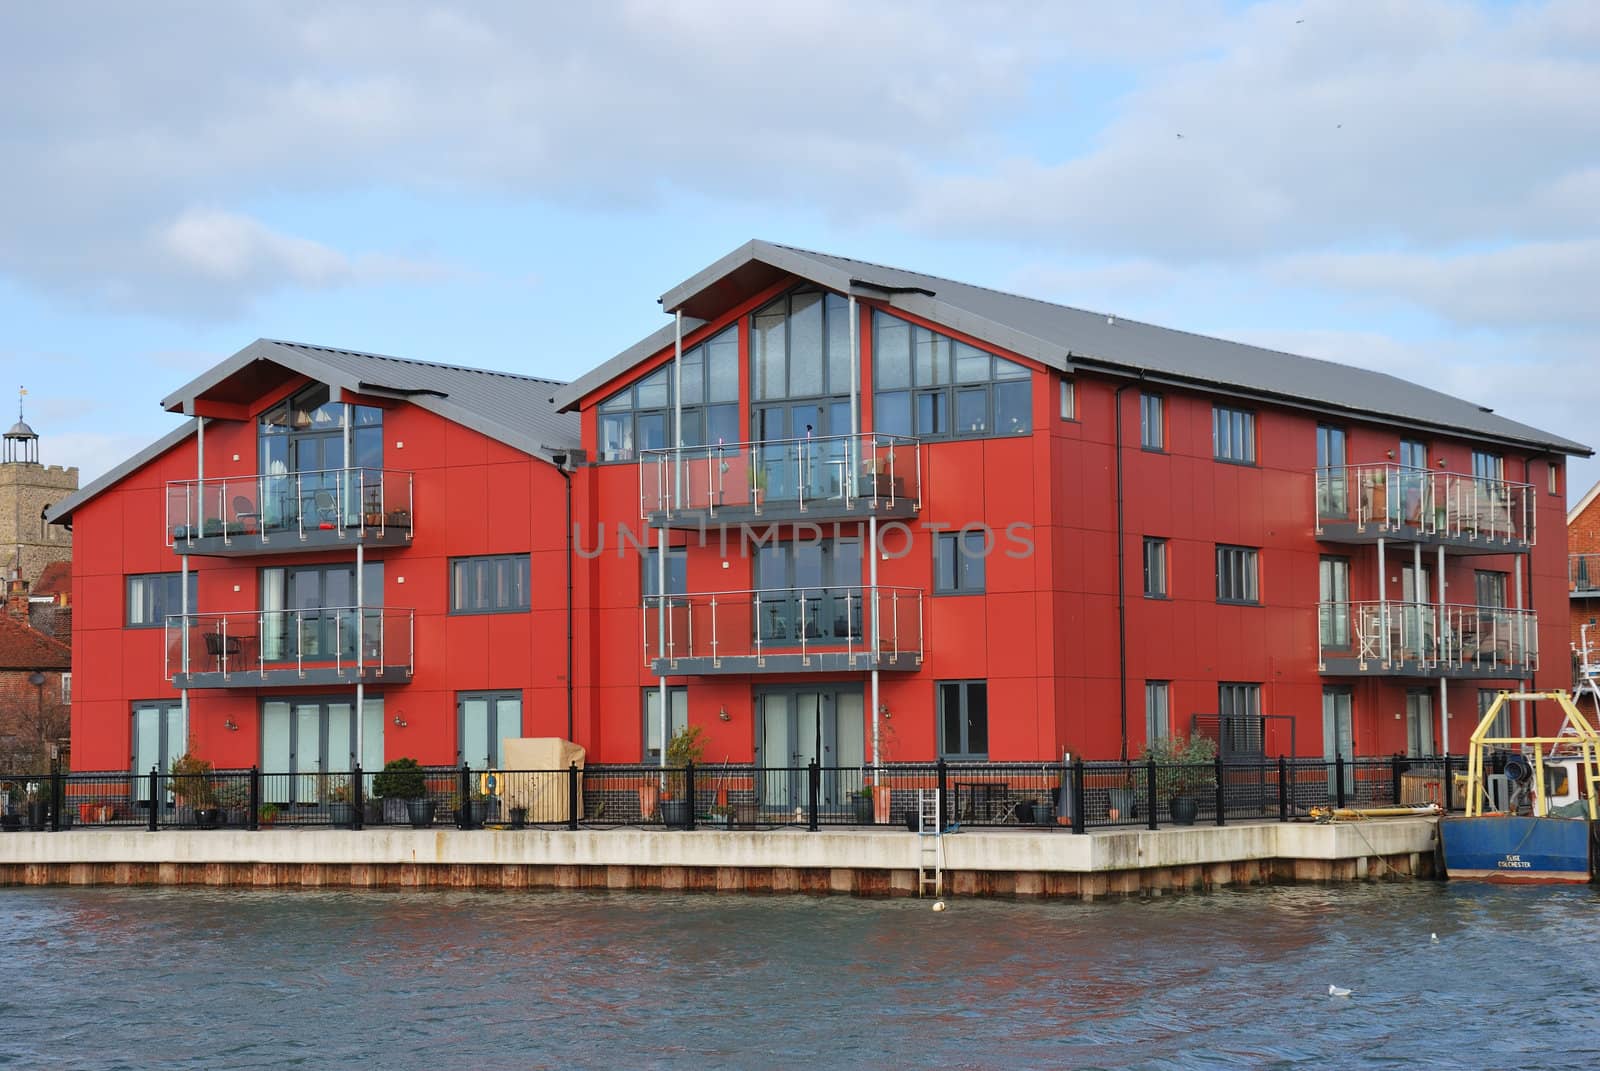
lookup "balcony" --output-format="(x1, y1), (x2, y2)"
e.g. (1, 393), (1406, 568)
(165, 607), (414, 689)
(640, 434), (919, 529)
(1572, 554), (1600, 597)
(643, 586), (923, 675)
(1317, 600), (1537, 678)
(166, 467), (413, 557)
(1314, 465), (1533, 553)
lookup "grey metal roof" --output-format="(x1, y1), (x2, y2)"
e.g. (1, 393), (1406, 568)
(575, 239), (1590, 456)
(49, 338), (581, 524)
(5, 420), (36, 439)
(45, 420), (196, 524)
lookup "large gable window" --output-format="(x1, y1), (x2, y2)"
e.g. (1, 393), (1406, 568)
(598, 326), (738, 462)
(873, 311), (1031, 441)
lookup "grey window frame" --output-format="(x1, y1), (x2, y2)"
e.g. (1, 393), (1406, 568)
(1211, 405), (1256, 464)
(1140, 392), (1163, 450)
(1145, 681), (1171, 743)
(1319, 555), (1351, 648)
(1471, 450), (1504, 483)
(937, 679), (989, 761)
(449, 554), (531, 615)
(597, 325), (739, 462)
(1143, 537), (1168, 598)
(1549, 462), (1561, 496)
(643, 686), (689, 762)
(642, 546), (688, 598)
(456, 690), (521, 768)
(1474, 570), (1508, 609)
(1218, 682), (1262, 755)
(934, 530), (986, 595)
(1215, 545), (1260, 605)
(873, 310), (1032, 442)
(126, 572), (197, 629)
(1060, 378), (1075, 421)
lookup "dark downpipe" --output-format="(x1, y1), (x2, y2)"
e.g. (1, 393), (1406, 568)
(551, 453), (576, 742)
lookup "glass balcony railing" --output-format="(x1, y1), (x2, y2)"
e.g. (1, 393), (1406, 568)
(164, 607), (414, 686)
(166, 467), (413, 553)
(1572, 554), (1600, 595)
(643, 585), (923, 671)
(639, 434), (919, 521)
(1314, 464), (1533, 547)
(1317, 600), (1537, 676)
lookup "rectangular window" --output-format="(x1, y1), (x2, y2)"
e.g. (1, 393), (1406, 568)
(126, 572), (198, 629)
(935, 531), (986, 594)
(1143, 537), (1167, 598)
(1471, 450), (1504, 483)
(643, 547), (688, 597)
(60, 673), (71, 705)
(644, 687), (689, 762)
(1479, 688), (1510, 741)
(1215, 545), (1260, 604)
(1474, 570), (1507, 609)
(1319, 556), (1351, 648)
(457, 690), (521, 769)
(1399, 439), (1427, 471)
(938, 680), (988, 760)
(1212, 405), (1256, 464)
(1316, 425), (1348, 516)
(1059, 378), (1075, 420)
(1218, 683), (1262, 755)
(1549, 462), (1560, 496)
(1145, 682), (1171, 743)
(449, 554), (531, 614)
(1140, 393), (1163, 450)
(873, 311), (1031, 442)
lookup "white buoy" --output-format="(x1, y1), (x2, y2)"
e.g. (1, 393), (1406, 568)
(1328, 985), (1351, 998)
(1431, 932), (1439, 942)
(932, 900), (947, 912)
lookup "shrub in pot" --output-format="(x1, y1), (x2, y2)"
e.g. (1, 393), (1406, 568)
(169, 754), (221, 829)
(326, 778), (355, 828)
(659, 725), (705, 827)
(1142, 733), (1218, 827)
(373, 757), (432, 827)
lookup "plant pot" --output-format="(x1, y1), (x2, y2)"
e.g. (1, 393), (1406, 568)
(508, 806), (527, 830)
(1, 814), (21, 832)
(406, 799), (436, 829)
(1107, 788), (1138, 820)
(382, 798), (410, 825)
(904, 810), (921, 832)
(328, 802), (354, 828)
(1015, 800), (1036, 824)
(707, 813), (733, 829)
(853, 796), (874, 824)
(1170, 796), (1199, 826)
(193, 807), (222, 830)
(872, 784), (893, 825)
(637, 783), (660, 821)
(660, 799), (689, 827)
(26, 801), (48, 831)
(734, 802), (758, 826)
(56, 813), (74, 831)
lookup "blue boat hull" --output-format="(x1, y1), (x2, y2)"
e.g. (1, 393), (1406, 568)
(1440, 816), (1595, 883)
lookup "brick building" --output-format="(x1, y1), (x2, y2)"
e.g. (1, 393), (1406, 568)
(0, 578), (71, 771)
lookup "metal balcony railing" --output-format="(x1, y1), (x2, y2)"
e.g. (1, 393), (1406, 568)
(639, 433), (920, 520)
(1314, 464), (1534, 546)
(166, 467), (413, 550)
(643, 585), (923, 670)
(1317, 600), (1538, 675)
(1572, 554), (1600, 595)
(164, 607), (415, 685)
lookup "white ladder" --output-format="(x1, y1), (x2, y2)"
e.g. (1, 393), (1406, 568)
(917, 789), (943, 897)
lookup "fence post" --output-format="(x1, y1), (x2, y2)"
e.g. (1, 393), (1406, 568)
(808, 760), (820, 832)
(352, 763), (364, 831)
(1391, 754), (1403, 806)
(1213, 752), (1225, 827)
(458, 763), (472, 830)
(937, 758), (949, 827)
(568, 763), (579, 831)
(248, 766), (260, 832)
(1146, 758), (1158, 831)
(1442, 754), (1453, 812)
(1335, 754), (1347, 809)
(50, 763), (63, 832)
(685, 761), (697, 832)
(148, 766), (159, 832)
(1070, 757), (1085, 835)
(1277, 756), (1288, 821)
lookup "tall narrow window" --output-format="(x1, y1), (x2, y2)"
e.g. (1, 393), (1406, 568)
(1143, 538), (1168, 598)
(1218, 683), (1262, 756)
(1211, 405), (1256, 463)
(1316, 425), (1347, 516)
(1059, 379), (1075, 420)
(1549, 462), (1561, 496)
(1145, 682), (1171, 743)
(644, 687), (689, 762)
(937, 680), (988, 760)
(1215, 545), (1260, 604)
(1140, 393), (1163, 450)
(1319, 556), (1351, 648)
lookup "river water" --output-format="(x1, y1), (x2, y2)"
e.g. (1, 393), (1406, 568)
(4, 882), (1599, 1070)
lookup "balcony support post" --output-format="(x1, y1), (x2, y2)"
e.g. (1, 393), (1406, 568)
(869, 511), (881, 779)
(673, 310), (683, 511)
(1439, 676), (1450, 758)
(848, 294), (859, 501)
(1515, 560), (1527, 734)
(656, 525), (668, 782)
(356, 538), (366, 773)
(1413, 541), (1424, 667)
(180, 551), (190, 719)
(1377, 538), (1388, 665)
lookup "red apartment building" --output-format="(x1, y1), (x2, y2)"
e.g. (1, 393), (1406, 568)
(1570, 480), (1600, 677)
(49, 242), (1590, 791)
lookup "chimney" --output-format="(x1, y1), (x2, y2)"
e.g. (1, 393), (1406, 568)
(5, 577), (28, 622)
(51, 605), (71, 645)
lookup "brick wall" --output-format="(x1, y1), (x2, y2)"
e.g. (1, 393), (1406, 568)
(0, 667), (68, 772)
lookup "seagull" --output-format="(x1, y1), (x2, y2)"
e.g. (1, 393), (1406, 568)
(1328, 985), (1352, 998)
(1431, 933), (1439, 942)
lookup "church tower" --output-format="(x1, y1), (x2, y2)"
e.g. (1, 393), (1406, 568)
(1, 388), (78, 586)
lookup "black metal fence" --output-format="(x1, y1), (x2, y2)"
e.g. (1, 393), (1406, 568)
(1, 755), (1466, 833)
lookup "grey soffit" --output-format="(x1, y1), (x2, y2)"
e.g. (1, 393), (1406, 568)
(50, 338), (582, 524)
(574, 239), (1590, 456)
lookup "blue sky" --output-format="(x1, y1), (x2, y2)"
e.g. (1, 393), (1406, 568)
(2, 0), (1596, 502)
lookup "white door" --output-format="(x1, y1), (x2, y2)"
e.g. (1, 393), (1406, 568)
(1322, 687), (1354, 796)
(132, 701), (186, 803)
(1406, 691), (1434, 757)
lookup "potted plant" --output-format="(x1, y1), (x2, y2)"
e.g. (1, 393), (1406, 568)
(169, 754), (221, 829)
(23, 781), (49, 831)
(217, 780), (250, 827)
(508, 805), (527, 830)
(326, 777), (355, 828)
(258, 803), (281, 828)
(1143, 733), (1219, 826)
(373, 757), (432, 827)
(659, 725), (705, 827)
(851, 785), (874, 824)
(1107, 771), (1138, 821)
(707, 803), (736, 829)
(451, 786), (490, 828)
